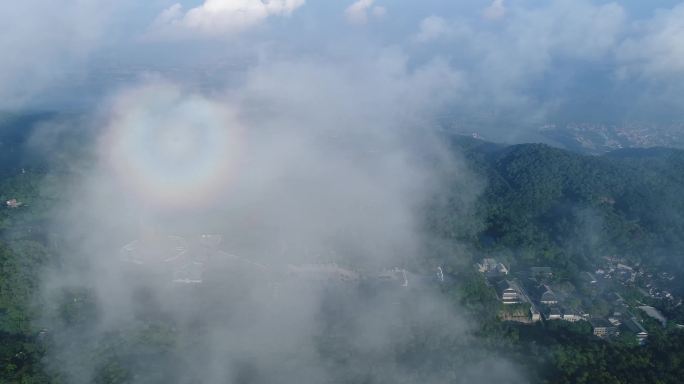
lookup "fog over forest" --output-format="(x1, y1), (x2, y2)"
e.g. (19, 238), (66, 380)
(36, 72), (505, 383)
(3, 1), (684, 384)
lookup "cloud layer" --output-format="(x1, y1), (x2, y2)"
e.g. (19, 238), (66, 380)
(5, 0), (684, 133)
(617, 3), (684, 78)
(36, 52), (509, 382)
(482, 0), (506, 21)
(0, 0), (122, 108)
(151, 0), (306, 37)
(345, 0), (386, 24)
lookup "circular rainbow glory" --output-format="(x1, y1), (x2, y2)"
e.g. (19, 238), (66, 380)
(102, 83), (243, 210)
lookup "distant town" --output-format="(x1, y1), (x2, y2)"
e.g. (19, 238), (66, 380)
(538, 122), (684, 154)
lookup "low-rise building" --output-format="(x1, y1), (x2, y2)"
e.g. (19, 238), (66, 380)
(5, 199), (22, 208)
(591, 318), (618, 338)
(543, 306), (586, 322)
(540, 286), (558, 305)
(545, 306), (562, 321)
(497, 280), (522, 304)
(477, 258), (509, 277)
(530, 305), (541, 322)
(562, 308), (586, 322)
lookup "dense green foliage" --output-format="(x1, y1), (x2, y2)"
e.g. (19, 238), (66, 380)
(0, 173), (53, 383)
(441, 137), (684, 278)
(514, 320), (684, 384)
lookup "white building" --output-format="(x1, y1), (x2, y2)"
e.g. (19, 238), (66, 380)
(497, 280), (522, 304)
(477, 258), (509, 277)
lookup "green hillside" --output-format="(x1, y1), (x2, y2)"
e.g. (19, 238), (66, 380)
(439, 136), (684, 277)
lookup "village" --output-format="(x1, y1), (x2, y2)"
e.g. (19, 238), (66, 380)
(477, 256), (681, 345)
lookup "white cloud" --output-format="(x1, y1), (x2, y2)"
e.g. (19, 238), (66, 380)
(406, 0), (628, 132)
(416, 1), (625, 81)
(0, 0), (121, 108)
(372, 5), (387, 18)
(151, 0), (306, 37)
(508, 1), (625, 67)
(38, 51), (519, 383)
(483, 0), (506, 21)
(345, 0), (385, 24)
(413, 16), (454, 43)
(617, 3), (684, 78)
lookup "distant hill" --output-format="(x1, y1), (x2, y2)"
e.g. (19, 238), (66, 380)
(437, 134), (684, 276)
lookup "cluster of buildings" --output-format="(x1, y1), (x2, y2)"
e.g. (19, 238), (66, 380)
(593, 256), (679, 315)
(538, 121), (684, 153)
(586, 257), (681, 344)
(477, 257), (655, 345)
(477, 258), (585, 323)
(642, 271), (678, 302)
(5, 198), (22, 208)
(594, 257), (638, 285)
(526, 283), (586, 323)
(477, 258), (538, 322)
(590, 314), (649, 345)
(477, 258), (509, 277)
(594, 256), (680, 304)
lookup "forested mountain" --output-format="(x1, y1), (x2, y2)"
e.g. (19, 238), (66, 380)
(437, 135), (684, 278)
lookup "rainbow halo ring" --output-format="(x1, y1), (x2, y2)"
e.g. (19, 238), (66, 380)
(103, 83), (242, 210)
